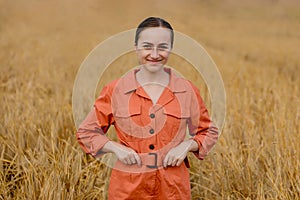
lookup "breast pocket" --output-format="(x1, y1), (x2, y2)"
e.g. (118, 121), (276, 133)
(114, 106), (144, 141)
(161, 107), (190, 142)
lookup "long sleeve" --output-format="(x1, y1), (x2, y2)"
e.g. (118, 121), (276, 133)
(187, 82), (219, 160)
(76, 84), (115, 158)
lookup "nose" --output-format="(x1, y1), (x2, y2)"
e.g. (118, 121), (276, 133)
(150, 48), (159, 59)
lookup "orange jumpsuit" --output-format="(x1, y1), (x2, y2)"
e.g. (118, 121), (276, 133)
(76, 67), (219, 200)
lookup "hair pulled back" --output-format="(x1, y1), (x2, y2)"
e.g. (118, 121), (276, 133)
(135, 17), (174, 48)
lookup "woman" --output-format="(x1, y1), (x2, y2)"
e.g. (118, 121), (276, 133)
(76, 17), (219, 200)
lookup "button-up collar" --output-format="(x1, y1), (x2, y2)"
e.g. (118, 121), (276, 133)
(122, 67), (187, 95)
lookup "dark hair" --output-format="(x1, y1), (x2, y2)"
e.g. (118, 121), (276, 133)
(135, 17), (174, 48)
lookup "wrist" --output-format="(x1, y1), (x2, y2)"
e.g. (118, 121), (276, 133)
(186, 139), (198, 152)
(102, 141), (117, 153)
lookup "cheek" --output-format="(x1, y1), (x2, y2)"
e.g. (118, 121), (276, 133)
(136, 51), (147, 61)
(160, 51), (170, 59)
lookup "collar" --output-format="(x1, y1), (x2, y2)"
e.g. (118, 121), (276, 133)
(121, 67), (187, 94)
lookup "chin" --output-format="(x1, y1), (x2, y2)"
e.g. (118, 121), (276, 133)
(144, 64), (164, 73)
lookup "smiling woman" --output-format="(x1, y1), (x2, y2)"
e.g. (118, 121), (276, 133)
(76, 17), (219, 200)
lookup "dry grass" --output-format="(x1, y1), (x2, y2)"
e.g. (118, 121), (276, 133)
(0, 0), (299, 199)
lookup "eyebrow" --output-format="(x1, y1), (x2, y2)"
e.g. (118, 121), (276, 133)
(141, 42), (169, 46)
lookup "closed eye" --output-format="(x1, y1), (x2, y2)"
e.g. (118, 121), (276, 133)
(157, 45), (169, 51)
(142, 45), (153, 50)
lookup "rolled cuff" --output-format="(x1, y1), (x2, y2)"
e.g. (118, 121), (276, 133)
(192, 126), (219, 160)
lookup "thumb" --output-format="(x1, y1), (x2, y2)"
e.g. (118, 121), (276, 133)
(133, 152), (142, 166)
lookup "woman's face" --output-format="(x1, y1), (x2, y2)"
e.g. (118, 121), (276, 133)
(135, 27), (172, 73)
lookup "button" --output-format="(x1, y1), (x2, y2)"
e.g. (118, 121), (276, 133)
(149, 144), (155, 150)
(149, 129), (154, 134)
(150, 113), (155, 118)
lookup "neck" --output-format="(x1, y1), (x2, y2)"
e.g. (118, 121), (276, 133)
(137, 66), (168, 84)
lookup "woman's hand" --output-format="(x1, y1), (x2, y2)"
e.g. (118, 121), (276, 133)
(163, 139), (198, 168)
(103, 141), (141, 166)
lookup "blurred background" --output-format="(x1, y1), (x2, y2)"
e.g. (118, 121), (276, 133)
(0, 0), (299, 199)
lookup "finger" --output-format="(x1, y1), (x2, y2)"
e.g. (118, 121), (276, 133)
(133, 153), (142, 166)
(124, 157), (131, 165)
(163, 155), (169, 168)
(171, 159), (177, 166)
(167, 155), (174, 166)
(121, 158), (128, 165)
(129, 154), (136, 164)
(176, 158), (183, 166)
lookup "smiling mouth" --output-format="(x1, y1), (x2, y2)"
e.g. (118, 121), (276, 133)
(147, 59), (162, 62)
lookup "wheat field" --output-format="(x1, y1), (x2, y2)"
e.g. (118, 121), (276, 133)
(0, 0), (299, 199)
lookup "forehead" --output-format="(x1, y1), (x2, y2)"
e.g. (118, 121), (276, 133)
(138, 27), (171, 44)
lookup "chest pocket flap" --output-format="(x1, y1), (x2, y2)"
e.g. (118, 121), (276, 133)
(114, 106), (141, 118)
(163, 106), (190, 118)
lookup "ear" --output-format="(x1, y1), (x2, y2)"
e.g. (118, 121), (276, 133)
(134, 44), (138, 54)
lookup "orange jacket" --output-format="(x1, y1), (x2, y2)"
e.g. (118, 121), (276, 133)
(76, 67), (219, 199)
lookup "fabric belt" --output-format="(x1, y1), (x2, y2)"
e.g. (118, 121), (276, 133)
(139, 152), (190, 168)
(112, 151), (190, 173)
